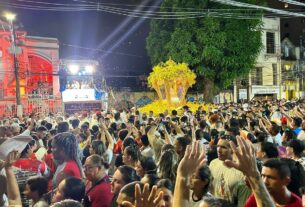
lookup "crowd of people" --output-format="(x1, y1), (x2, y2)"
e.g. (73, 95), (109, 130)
(0, 99), (305, 207)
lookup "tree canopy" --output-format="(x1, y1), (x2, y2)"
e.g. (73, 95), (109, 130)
(146, 0), (264, 99)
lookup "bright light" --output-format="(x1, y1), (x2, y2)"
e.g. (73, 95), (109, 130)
(85, 65), (94, 74)
(4, 12), (16, 21)
(68, 64), (79, 74)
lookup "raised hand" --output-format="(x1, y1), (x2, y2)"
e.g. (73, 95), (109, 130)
(177, 141), (206, 177)
(224, 136), (259, 177)
(122, 183), (163, 207)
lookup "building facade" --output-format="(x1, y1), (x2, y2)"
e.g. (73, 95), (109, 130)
(0, 20), (61, 116)
(234, 17), (282, 102)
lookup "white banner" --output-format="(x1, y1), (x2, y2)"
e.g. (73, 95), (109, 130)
(62, 89), (96, 102)
(239, 89), (247, 100)
(252, 85), (279, 95)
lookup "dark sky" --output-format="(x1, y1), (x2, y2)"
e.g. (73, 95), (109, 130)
(1, 0), (159, 75)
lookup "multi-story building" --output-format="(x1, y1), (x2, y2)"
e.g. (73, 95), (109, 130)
(234, 17), (282, 101)
(0, 19), (61, 116)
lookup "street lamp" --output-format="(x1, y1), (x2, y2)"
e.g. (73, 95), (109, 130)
(4, 12), (22, 117)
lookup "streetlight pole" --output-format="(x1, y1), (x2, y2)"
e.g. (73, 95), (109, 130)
(5, 13), (22, 117)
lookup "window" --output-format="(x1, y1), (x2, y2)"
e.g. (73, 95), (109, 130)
(266, 32), (275, 54)
(284, 45), (289, 57)
(251, 67), (263, 85)
(273, 64), (278, 85)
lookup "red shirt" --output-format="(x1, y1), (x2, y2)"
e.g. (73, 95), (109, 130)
(13, 158), (48, 176)
(53, 160), (82, 189)
(85, 176), (113, 207)
(113, 139), (123, 154)
(63, 160), (82, 178)
(244, 193), (302, 207)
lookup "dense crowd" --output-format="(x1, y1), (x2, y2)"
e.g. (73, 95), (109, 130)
(0, 99), (305, 207)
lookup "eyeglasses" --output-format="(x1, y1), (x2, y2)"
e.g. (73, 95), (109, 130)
(83, 165), (99, 171)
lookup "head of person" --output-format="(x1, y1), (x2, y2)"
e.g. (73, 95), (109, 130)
(117, 182), (144, 206)
(158, 149), (179, 184)
(217, 135), (237, 161)
(261, 158), (291, 195)
(280, 158), (305, 197)
(122, 137), (137, 151)
(52, 132), (82, 169)
(140, 135), (150, 147)
(24, 176), (48, 201)
(52, 177), (85, 203)
(156, 179), (173, 207)
(84, 154), (109, 182)
(282, 129), (297, 145)
(190, 165), (212, 201)
(174, 136), (191, 158)
(122, 146), (139, 167)
(20, 139), (36, 158)
(51, 199), (83, 207)
(256, 142), (279, 161)
(90, 140), (107, 156)
(292, 117), (302, 129)
(57, 122), (70, 133)
(161, 144), (175, 153)
(37, 126), (48, 139)
(135, 156), (157, 178)
(140, 174), (160, 190)
(286, 139), (305, 159)
(268, 122), (281, 136)
(71, 119), (80, 129)
(111, 165), (139, 195)
(199, 197), (235, 207)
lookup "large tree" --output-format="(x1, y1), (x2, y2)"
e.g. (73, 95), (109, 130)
(146, 0), (264, 100)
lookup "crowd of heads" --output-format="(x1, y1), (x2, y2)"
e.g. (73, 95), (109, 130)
(0, 98), (305, 206)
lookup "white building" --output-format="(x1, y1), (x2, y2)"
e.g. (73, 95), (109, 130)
(234, 17), (282, 102)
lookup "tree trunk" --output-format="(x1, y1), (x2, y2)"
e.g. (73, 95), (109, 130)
(203, 78), (218, 103)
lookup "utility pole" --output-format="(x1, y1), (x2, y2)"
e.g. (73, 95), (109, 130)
(300, 35), (304, 98)
(5, 13), (22, 117)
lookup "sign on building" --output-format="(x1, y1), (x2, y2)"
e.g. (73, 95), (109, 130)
(239, 89), (247, 100)
(252, 85), (279, 95)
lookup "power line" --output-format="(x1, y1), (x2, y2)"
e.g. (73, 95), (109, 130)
(277, 0), (305, 7)
(211, 0), (305, 17)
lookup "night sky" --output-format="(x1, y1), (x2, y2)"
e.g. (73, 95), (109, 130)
(0, 0), (159, 75)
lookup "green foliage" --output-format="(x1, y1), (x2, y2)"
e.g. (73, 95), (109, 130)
(146, 0), (264, 94)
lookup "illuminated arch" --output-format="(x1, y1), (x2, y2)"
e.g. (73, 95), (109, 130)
(27, 53), (54, 95)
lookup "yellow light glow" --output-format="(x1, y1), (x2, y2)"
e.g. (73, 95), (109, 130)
(4, 12), (16, 21)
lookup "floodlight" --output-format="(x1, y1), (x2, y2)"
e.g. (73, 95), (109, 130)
(68, 64), (79, 74)
(4, 12), (16, 21)
(85, 65), (94, 74)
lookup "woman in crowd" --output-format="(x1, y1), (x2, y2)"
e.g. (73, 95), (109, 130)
(122, 146), (139, 168)
(51, 132), (83, 190)
(90, 140), (108, 163)
(135, 156), (157, 178)
(156, 179), (174, 207)
(158, 149), (179, 185)
(286, 139), (305, 169)
(83, 154), (113, 207)
(24, 176), (49, 207)
(110, 165), (139, 207)
(141, 174), (160, 190)
(140, 135), (154, 158)
(189, 165), (212, 207)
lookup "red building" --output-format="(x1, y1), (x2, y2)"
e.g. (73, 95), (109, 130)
(0, 19), (61, 117)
